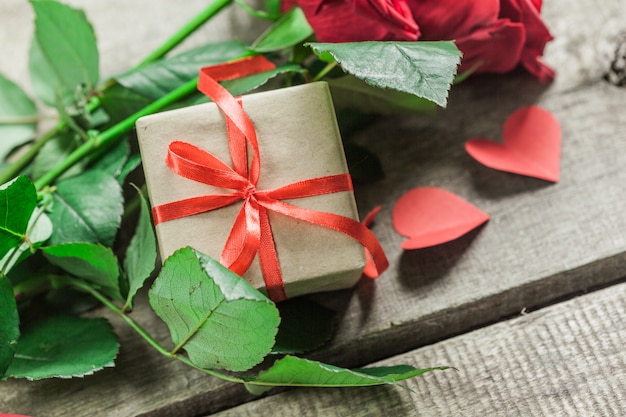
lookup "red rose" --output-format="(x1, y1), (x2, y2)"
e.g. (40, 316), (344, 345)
(290, 0), (554, 81)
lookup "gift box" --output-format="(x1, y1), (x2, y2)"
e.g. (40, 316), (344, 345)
(136, 81), (367, 299)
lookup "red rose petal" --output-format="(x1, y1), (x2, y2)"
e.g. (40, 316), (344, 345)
(392, 187), (490, 250)
(465, 106), (561, 182)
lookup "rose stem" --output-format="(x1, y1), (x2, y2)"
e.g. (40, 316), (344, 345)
(33, 77), (199, 190)
(68, 277), (245, 384)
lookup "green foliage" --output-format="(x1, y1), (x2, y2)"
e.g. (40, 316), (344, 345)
(42, 243), (122, 301)
(222, 64), (305, 96)
(29, 0), (99, 108)
(47, 170), (123, 246)
(123, 187), (156, 310)
(28, 36), (62, 107)
(0, 208), (53, 275)
(308, 41), (461, 107)
(264, 0), (282, 19)
(0, 74), (37, 161)
(149, 247), (280, 372)
(31, 131), (83, 180)
(116, 41), (248, 99)
(88, 140), (130, 179)
(251, 7), (313, 53)
(4, 315), (118, 380)
(244, 356), (447, 389)
(117, 154), (142, 185)
(273, 298), (335, 354)
(329, 75), (438, 115)
(0, 276), (19, 378)
(98, 83), (153, 124)
(0, 176), (37, 262)
(87, 140), (141, 184)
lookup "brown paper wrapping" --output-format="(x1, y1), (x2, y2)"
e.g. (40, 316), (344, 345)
(136, 82), (366, 298)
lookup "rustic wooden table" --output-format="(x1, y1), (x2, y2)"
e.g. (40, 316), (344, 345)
(1, 0), (625, 415)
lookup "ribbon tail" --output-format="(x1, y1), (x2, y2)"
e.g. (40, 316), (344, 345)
(260, 199), (389, 277)
(221, 200), (260, 276)
(257, 206), (287, 302)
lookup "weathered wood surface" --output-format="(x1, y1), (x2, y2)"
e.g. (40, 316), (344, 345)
(212, 281), (626, 417)
(1, 0), (626, 416)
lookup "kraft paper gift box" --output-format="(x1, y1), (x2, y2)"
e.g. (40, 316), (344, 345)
(136, 82), (366, 299)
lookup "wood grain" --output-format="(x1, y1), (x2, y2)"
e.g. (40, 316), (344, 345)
(210, 282), (626, 417)
(1, 0), (626, 416)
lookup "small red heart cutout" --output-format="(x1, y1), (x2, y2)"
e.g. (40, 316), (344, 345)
(465, 106), (561, 182)
(392, 187), (489, 250)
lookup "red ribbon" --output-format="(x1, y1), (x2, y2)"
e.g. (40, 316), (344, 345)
(152, 56), (388, 301)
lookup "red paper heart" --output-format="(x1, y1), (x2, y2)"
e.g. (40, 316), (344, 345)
(392, 187), (489, 249)
(465, 106), (561, 182)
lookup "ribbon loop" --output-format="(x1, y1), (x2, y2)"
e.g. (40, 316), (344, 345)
(152, 56), (388, 301)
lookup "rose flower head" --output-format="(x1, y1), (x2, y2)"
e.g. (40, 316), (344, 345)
(288, 0), (554, 81)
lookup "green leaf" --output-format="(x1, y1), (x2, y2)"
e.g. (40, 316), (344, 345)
(307, 41), (461, 107)
(244, 356), (447, 389)
(29, 37), (64, 107)
(116, 41), (248, 99)
(99, 83), (153, 123)
(0, 276), (19, 378)
(48, 170), (123, 246)
(273, 298), (335, 354)
(87, 141), (141, 185)
(123, 187), (156, 310)
(328, 75), (437, 115)
(251, 7), (313, 53)
(44, 287), (99, 315)
(0, 208), (53, 275)
(31, 131), (82, 180)
(149, 247), (280, 372)
(4, 315), (118, 380)
(0, 74), (37, 161)
(117, 154), (141, 185)
(222, 64), (305, 96)
(29, 0), (99, 107)
(0, 176), (37, 261)
(264, 0), (282, 19)
(88, 139), (129, 179)
(42, 243), (121, 300)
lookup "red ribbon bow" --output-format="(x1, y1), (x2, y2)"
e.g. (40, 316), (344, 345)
(152, 56), (388, 301)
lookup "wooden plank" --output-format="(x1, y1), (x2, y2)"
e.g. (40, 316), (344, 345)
(210, 281), (626, 417)
(1, 0), (626, 416)
(314, 70), (626, 367)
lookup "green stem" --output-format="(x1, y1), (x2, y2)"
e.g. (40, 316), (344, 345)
(70, 278), (172, 357)
(137, 0), (234, 67)
(33, 78), (199, 190)
(311, 61), (338, 82)
(68, 278), (244, 384)
(173, 355), (244, 383)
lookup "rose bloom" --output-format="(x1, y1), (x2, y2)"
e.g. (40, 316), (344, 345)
(287, 0), (554, 81)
